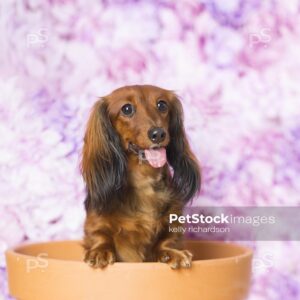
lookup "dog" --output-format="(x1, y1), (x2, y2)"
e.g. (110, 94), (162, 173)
(81, 85), (201, 269)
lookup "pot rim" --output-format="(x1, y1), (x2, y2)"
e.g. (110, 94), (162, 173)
(5, 240), (253, 269)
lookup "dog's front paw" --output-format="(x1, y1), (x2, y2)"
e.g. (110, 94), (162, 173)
(158, 249), (193, 269)
(84, 248), (116, 268)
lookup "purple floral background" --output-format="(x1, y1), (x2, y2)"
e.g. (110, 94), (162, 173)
(0, 0), (300, 299)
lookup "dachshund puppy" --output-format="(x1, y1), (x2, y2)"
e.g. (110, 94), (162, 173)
(81, 85), (200, 269)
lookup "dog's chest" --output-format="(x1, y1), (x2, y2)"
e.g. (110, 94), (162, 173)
(114, 212), (162, 262)
(114, 175), (170, 262)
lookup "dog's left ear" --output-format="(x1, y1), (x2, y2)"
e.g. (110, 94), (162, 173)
(167, 96), (201, 203)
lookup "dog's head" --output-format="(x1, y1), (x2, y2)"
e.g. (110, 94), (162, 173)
(81, 85), (201, 213)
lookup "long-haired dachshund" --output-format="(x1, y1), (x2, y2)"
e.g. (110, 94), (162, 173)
(81, 85), (200, 269)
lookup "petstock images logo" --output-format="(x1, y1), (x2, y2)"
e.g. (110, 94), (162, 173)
(168, 207), (300, 241)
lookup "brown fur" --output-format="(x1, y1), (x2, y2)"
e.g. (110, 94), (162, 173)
(81, 85), (201, 269)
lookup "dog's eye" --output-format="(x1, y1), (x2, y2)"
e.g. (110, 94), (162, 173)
(121, 104), (135, 116)
(157, 100), (168, 112)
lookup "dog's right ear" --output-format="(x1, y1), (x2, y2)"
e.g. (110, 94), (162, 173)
(81, 99), (127, 214)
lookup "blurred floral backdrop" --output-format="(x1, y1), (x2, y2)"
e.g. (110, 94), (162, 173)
(0, 0), (300, 299)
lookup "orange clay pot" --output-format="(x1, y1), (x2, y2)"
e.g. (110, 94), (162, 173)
(6, 240), (252, 300)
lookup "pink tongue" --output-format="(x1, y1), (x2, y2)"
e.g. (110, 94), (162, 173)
(144, 148), (167, 168)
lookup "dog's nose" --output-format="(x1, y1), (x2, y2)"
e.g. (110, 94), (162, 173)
(148, 127), (166, 143)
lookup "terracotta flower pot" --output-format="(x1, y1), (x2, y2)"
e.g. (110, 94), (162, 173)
(6, 240), (252, 300)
